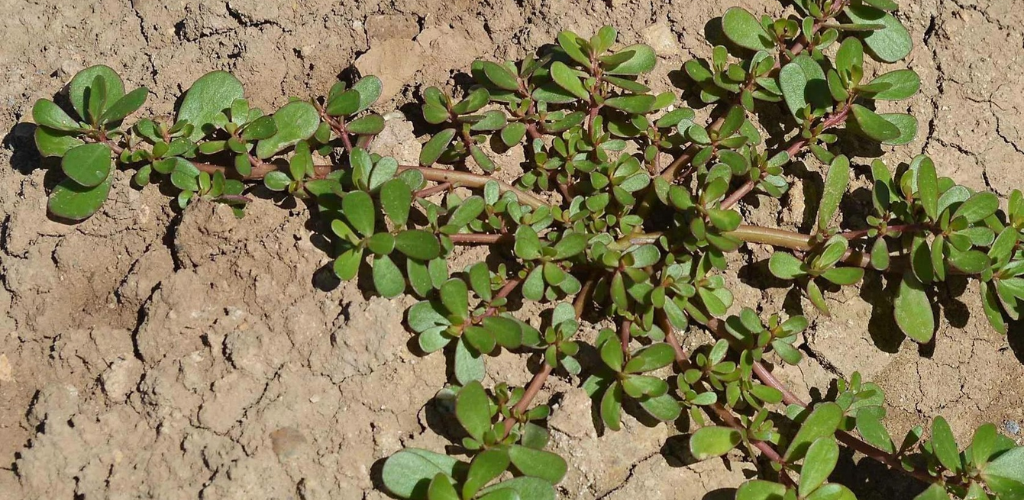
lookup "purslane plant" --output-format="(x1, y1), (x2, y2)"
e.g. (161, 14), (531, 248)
(27, 0), (1024, 498)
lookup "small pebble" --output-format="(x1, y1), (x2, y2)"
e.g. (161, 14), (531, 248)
(1004, 420), (1021, 436)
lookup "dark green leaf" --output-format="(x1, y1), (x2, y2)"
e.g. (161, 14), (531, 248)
(61, 143), (112, 187)
(866, 70), (920, 100)
(373, 254), (405, 298)
(983, 447), (1024, 499)
(326, 89), (360, 116)
(602, 44), (656, 75)
(32, 100), (80, 131)
(352, 75), (383, 113)
(736, 480), (787, 500)
(932, 416), (962, 473)
(264, 171), (290, 191)
(954, 192), (999, 224)
(396, 230), (442, 261)
(381, 449), (460, 499)
(550, 61), (588, 100)
(880, 113), (918, 145)
(69, 65), (124, 123)
(347, 114), (385, 135)
(481, 61), (520, 91)
(456, 381), (491, 441)
(420, 129), (457, 166)
(851, 104), (900, 141)
(34, 126), (84, 157)
(464, 450), (510, 498)
(48, 175), (112, 221)
(769, 253), (807, 280)
(380, 178), (413, 226)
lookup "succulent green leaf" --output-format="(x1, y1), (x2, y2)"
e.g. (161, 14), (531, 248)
(954, 192), (999, 224)
(769, 253), (807, 280)
(918, 157), (939, 220)
(982, 447), (1024, 498)
(508, 445), (567, 484)
(241, 115), (278, 141)
(818, 155), (850, 230)
(176, 71), (244, 141)
(35, 126), (85, 157)
(381, 449), (460, 499)
(932, 416), (962, 473)
(844, 6), (913, 63)
(69, 65), (125, 123)
(48, 175), (112, 221)
(623, 344), (675, 373)
(851, 104), (900, 142)
(866, 70), (921, 100)
(799, 438), (839, 496)
(478, 477), (555, 500)
(420, 129), (457, 166)
(61, 143), (112, 188)
(373, 254), (405, 298)
(463, 450), (510, 498)
(690, 426), (742, 460)
(895, 274), (934, 343)
(456, 381), (491, 441)
(481, 61), (520, 91)
(600, 383), (623, 431)
(352, 75), (383, 113)
(784, 402), (843, 461)
(99, 87), (149, 124)
(263, 171), (290, 191)
(835, 37), (864, 75)
(32, 100), (80, 131)
(550, 61), (588, 100)
(380, 179), (413, 227)
(722, 8), (775, 50)
(736, 480), (787, 500)
(326, 89), (360, 116)
(255, 101), (320, 158)
(602, 44), (656, 75)
(347, 114), (385, 135)
(879, 113), (918, 145)
(396, 230), (442, 261)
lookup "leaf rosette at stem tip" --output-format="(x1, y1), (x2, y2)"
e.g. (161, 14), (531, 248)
(24, 2), (1024, 499)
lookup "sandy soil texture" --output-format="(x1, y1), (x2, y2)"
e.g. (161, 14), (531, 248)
(2, 0), (1024, 499)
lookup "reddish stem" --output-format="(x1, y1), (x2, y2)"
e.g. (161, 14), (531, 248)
(499, 274), (599, 439)
(702, 318), (957, 487)
(721, 105), (852, 210)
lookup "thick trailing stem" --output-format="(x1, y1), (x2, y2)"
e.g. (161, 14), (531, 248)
(449, 233), (513, 245)
(397, 166), (549, 209)
(191, 161), (549, 209)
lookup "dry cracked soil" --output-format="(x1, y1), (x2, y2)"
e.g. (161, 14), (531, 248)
(1, 0), (1024, 499)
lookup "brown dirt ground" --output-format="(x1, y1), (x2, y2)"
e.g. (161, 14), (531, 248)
(2, 0), (1024, 499)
